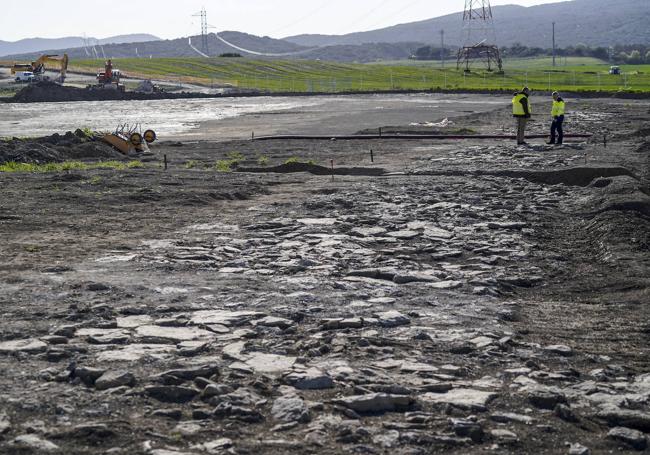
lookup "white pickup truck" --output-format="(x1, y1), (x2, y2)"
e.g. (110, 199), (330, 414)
(15, 71), (35, 82)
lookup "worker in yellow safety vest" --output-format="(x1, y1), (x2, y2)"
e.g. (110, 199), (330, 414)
(548, 91), (566, 145)
(512, 87), (532, 146)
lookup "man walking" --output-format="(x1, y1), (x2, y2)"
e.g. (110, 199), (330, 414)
(512, 87), (532, 145)
(548, 91), (565, 145)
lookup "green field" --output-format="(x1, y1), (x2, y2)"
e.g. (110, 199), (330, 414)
(70, 57), (650, 94)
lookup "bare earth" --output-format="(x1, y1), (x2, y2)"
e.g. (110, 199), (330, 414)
(0, 94), (649, 455)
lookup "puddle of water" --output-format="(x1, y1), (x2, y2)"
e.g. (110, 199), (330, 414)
(0, 97), (320, 137)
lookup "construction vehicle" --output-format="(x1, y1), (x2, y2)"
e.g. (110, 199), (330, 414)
(10, 54), (69, 83)
(134, 79), (164, 94)
(91, 59), (125, 92)
(101, 124), (157, 155)
(15, 71), (35, 83)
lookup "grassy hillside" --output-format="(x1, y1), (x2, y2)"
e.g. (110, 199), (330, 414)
(286, 0), (650, 48)
(71, 57), (650, 93)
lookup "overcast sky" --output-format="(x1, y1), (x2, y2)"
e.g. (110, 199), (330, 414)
(1, 0), (563, 42)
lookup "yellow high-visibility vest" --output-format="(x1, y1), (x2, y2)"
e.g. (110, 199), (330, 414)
(552, 99), (565, 117)
(512, 93), (531, 116)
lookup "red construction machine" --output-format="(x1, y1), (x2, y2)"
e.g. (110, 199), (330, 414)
(91, 59), (125, 92)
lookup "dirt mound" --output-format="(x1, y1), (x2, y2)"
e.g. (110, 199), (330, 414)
(496, 167), (637, 187)
(0, 130), (123, 164)
(238, 162), (385, 176)
(8, 81), (215, 103)
(10, 81), (124, 103)
(581, 175), (650, 217)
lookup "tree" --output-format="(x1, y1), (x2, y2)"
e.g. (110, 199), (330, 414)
(646, 50), (650, 63)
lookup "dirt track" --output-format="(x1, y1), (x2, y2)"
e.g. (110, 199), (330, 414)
(0, 96), (649, 454)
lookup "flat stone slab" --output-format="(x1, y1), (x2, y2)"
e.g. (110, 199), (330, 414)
(189, 310), (265, 327)
(297, 218), (338, 226)
(351, 227), (388, 237)
(430, 281), (463, 289)
(284, 368), (334, 390)
(96, 344), (176, 362)
(116, 315), (154, 328)
(135, 325), (216, 343)
(0, 339), (48, 354)
(377, 310), (411, 327)
(387, 230), (420, 240)
(393, 272), (441, 284)
(336, 393), (414, 413)
(244, 352), (297, 375)
(421, 388), (498, 410)
(607, 427), (647, 450)
(9, 434), (59, 451)
(400, 362), (439, 373)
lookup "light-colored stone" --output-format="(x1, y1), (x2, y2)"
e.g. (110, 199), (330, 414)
(11, 434), (59, 451)
(0, 413), (10, 434)
(190, 438), (233, 454)
(0, 338), (48, 354)
(244, 352), (297, 375)
(297, 218), (337, 226)
(252, 316), (293, 330)
(135, 325), (215, 343)
(271, 396), (311, 423)
(400, 362), (438, 373)
(116, 315), (153, 328)
(96, 344), (176, 362)
(421, 388), (498, 410)
(387, 230), (420, 240)
(189, 310), (264, 326)
(491, 429), (518, 442)
(490, 412), (535, 425)
(567, 443), (591, 455)
(430, 280), (463, 289)
(284, 368), (334, 390)
(95, 370), (136, 390)
(351, 227), (388, 237)
(607, 427), (647, 450)
(377, 310), (411, 327)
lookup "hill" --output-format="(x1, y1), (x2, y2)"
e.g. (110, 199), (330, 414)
(285, 0), (650, 48)
(3, 32), (308, 61)
(0, 34), (159, 57)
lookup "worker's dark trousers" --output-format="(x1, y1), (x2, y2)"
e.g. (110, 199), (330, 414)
(550, 115), (564, 144)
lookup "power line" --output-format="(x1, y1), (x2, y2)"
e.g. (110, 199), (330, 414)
(335, 0), (393, 34)
(364, 0), (426, 31)
(267, 1), (330, 36)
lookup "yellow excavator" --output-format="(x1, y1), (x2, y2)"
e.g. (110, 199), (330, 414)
(10, 54), (69, 83)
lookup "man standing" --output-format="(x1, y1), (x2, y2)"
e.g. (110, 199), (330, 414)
(548, 91), (565, 145)
(512, 87), (532, 145)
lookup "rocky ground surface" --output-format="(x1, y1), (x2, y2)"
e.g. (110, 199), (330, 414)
(0, 99), (649, 454)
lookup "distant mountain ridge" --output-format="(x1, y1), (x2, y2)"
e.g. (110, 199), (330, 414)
(285, 0), (650, 48)
(2, 32), (309, 61)
(0, 34), (159, 57)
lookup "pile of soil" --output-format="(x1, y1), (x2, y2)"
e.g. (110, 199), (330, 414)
(0, 130), (123, 164)
(7, 81), (204, 103)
